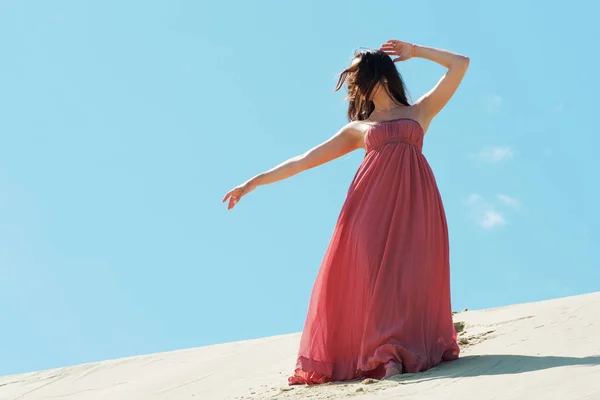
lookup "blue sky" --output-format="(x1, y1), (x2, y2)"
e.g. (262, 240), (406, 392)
(1, 0), (598, 376)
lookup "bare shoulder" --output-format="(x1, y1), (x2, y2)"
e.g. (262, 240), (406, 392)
(338, 120), (369, 149)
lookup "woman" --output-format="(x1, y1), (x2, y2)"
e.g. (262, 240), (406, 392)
(222, 39), (469, 384)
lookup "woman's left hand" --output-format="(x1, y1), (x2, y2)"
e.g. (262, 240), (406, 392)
(380, 40), (416, 62)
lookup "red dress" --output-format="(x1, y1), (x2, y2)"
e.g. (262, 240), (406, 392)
(289, 118), (460, 385)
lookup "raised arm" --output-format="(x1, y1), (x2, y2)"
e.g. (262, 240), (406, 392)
(413, 45), (469, 122)
(222, 123), (362, 210)
(380, 40), (470, 125)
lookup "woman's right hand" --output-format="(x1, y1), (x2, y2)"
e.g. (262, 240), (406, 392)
(222, 180), (257, 210)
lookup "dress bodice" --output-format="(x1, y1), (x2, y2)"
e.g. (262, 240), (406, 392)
(364, 118), (424, 153)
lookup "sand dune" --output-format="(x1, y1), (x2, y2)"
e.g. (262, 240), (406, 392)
(1, 292), (599, 400)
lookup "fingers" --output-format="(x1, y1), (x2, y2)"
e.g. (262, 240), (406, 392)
(222, 188), (240, 203)
(379, 41), (406, 62)
(380, 43), (399, 56)
(223, 186), (244, 209)
(227, 194), (240, 210)
(381, 40), (404, 53)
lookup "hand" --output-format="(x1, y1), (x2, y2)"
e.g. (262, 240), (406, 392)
(380, 40), (416, 62)
(222, 180), (257, 210)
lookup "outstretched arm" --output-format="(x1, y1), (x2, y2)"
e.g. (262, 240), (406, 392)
(380, 40), (470, 124)
(222, 123), (362, 210)
(255, 124), (361, 185)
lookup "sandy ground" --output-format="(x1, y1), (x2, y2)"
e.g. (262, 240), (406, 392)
(1, 292), (599, 400)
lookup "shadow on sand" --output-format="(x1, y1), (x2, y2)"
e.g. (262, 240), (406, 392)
(394, 354), (600, 383)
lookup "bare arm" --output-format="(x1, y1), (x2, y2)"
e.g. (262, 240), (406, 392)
(253, 124), (361, 186)
(380, 40), (469, 125)
(413, 45), (470, 122)
(222, 123), (362, 209)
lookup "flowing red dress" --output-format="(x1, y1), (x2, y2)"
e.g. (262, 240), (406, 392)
(289, 118), (460, 385)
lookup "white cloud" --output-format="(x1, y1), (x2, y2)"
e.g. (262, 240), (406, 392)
(473, 146), (514, 162)
(483, 95), (503, 112)
(466, 193), (506, 230)
(497, 194), (521, 208)
(481, 210), (506, 229)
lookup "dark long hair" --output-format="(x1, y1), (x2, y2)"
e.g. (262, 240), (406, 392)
(334, 49), (411, 122)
